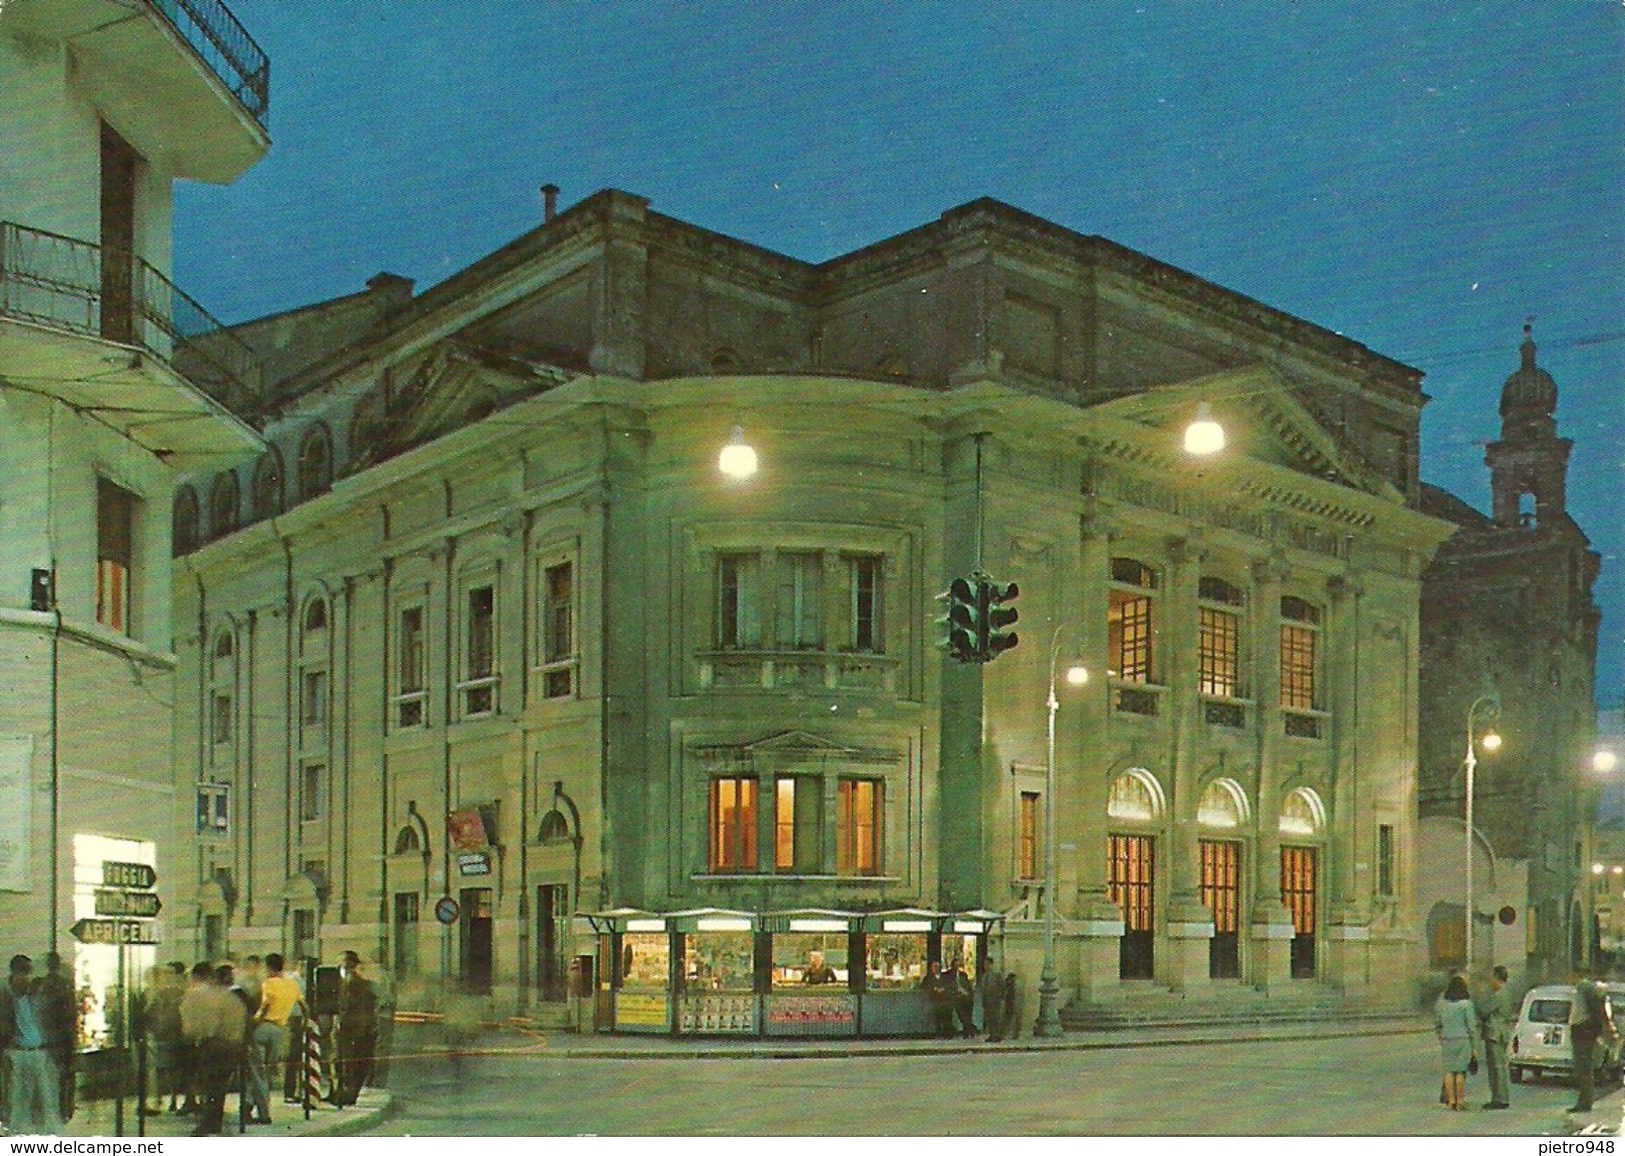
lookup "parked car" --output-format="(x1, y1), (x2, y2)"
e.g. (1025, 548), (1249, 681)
(1508, 983), (1625, 1085)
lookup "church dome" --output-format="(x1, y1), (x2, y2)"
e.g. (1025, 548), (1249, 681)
(1499, 326), (1557, 423)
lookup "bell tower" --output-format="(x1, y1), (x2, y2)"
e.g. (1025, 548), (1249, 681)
(1485, 323), (1572, 528)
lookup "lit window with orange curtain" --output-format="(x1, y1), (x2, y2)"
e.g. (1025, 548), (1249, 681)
(837, 779), (881, 875)
(709, 777), (758, 871)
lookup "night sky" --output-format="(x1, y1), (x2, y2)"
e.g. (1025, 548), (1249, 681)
(173, 1), (1623, 707)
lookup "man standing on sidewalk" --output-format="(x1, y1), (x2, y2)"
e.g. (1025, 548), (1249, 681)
(1477, 966), (1513, 1110)
(0, 955), (62, 1135)
(1568, 966), (1618, 1114)
(253, 953), (305, 1119)
(37, 954), (76, 1123)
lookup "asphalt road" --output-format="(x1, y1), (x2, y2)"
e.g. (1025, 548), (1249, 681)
(365, 1028), (1625, 1136)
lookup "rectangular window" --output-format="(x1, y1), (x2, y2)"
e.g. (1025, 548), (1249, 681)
(542, 562), (573, 698)
(1280, 598), (1320, 712)
(709, 776), (758, 872)
(301, 763), (323, 822)
(851, 555), (882, 653)
(397, 605), (426, 727)
(775, 779), (796, 871)
(776, 552), (823, 649)
(301, 668), (327, 726)
(1378, 824), (1395, 898)
(1018, 791), (1040, 880)
(463, 585), (496, 715)
(96, 478), (135, 634)
(1108, 591), (1153, 682)
(717, 554), (760, 649)
(837, 779), (881, 876)
(210, 692), (232, 746)
(1198, 607), (1240, 698)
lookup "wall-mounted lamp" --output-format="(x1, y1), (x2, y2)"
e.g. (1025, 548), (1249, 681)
(1183, 402), (1226, 456)
(718, 424), (758, 479)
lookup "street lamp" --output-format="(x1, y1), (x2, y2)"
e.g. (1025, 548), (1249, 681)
(718, 424), (757, 479)
(1463, 694), (1501, 974)
(1183, 402), (1226, 456)
(1035, 625), (1088, 1038)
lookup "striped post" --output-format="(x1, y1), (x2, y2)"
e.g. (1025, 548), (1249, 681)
(303, 1018), (324, 1115)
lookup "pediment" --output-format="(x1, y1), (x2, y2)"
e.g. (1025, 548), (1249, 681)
(743, 730), (862, 756)
(1089, 366), (1404, 502)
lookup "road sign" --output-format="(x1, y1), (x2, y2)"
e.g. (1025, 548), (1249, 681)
(102, 861), (156, 889)
(71, 918), (158, 946)
(434, 896), (460, 925)
(94, 889), (162, 918)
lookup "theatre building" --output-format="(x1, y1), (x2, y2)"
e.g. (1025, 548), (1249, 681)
(170, 190), (1451, 1030)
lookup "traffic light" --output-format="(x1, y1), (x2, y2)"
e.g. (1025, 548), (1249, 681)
(937, 576), (979, 663)
(982, 580), (1019, 660)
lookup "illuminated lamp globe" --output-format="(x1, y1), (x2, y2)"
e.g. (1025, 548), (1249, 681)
(1183, 402), (1225, 455)
(718, 425), (758, 479)
(1479, 729), (1501, 753)
(1595, 749), (1619, 774)
(1063, 664), (1090, 687)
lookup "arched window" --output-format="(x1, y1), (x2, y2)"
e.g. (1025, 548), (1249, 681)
(393, 826), (422, 856)
(1197, 778), (1249, 829)
(1278, 787), (1325, 837)
(250, 449), (284, 521)
(537, 810), (571, 844)
(297, 424), (333, 501)
(210, 472), (240, 538)
(709, 347), (743, 374)
(303, 598), (327, 635)
(1106, 769), (1165, 822)
(173, 485), (200, 555)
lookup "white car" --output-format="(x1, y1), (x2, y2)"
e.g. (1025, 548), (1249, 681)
(1508, 983), (1624, 1085)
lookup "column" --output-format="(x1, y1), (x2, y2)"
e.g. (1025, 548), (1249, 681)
(1248, 557), (1294, 991)
(1162, 536), (1213, 992)
(1323, 573), (1371, 988)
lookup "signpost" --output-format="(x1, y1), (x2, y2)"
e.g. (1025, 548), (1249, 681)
(94, 889), (162, 917)
(70, 917), (158, 946)
(84, 860), (158, 1137)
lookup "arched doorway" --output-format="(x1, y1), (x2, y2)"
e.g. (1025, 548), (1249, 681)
(1106, 769), (1166, 980)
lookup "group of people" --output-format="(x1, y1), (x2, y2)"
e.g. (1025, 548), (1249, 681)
(0, 954), (78, 1136)
(1, 947), (381, 1138)
(920, 960), (1020, 1041)
(1435, 963), (1619, 1114)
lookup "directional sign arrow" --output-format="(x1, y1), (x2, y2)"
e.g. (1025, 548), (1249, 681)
(70, 918), (158, 946)
(101, 861), (157, 889)
(94, 889), (162, 918)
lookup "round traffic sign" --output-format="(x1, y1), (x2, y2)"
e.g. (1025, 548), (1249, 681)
(434, 896), (460, 925)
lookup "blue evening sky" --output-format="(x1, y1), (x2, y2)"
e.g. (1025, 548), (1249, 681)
(174, 1), (1624, 706)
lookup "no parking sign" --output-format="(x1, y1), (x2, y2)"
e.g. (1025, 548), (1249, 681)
(435, 895), (460, 925)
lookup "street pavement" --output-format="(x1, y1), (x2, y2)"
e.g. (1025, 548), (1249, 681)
(361, 1017), (1625, 1136)
(55, 1085), (390, 1139)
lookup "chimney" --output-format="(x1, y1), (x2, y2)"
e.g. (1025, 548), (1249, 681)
(541, 183), (560, 223)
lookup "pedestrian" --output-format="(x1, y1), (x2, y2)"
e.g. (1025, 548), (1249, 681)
(150, 962), (187, 1114)
(180, 962), (246, 1136)
(221, 964), (258, 1127)
(1001, 972), (1021, 1040)
(1568, 966), (1618, 1114)
(920, 961), (952, 1037)
(0, 955), (62, 1135)
(174, 961), (209, 1115)
(980, 965), (1005, 1042)
(36, 953), (76, 1122)
(254, 952), (305, 1118)
(944, 959), (975, 1038)
(1434, 972), (1480, 1111)
(330, 952), (378, 1106)
(1477, 965), (1513, 1110)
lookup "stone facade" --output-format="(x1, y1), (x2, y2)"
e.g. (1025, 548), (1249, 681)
(1417, 328), (1603, 987)
(170, 190), (1453, 1023)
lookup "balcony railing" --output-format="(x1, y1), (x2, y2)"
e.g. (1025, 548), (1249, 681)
(0, 221), (262, 418)
(149, 0), (270, 127)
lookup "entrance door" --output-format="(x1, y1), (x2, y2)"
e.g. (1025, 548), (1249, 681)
(1281, 846), (1317, 978)
(1200, 839), (1241, 979)
(460, 887), (493, 993)
(1108, 833), (1155, 979)
(99, 122), (138, 344)
(393, 892), (420, 978)
(537, 884), (567, 1002)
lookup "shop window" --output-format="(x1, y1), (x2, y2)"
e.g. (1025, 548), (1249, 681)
(210, 471), (239, 539)
(776, 552), (823, 649)
(709, 776), (758, 871)
(96, 478), (135, 634)
(850, 554), (883, 653)
(1197, 577), (1244, 699)
(865, 933), (927, 989)
(251, 449), (284, 521)
(1018, 791), (1040, 880)
(1200, 839), (1241, 979)
(541, 562), (574, 698)
(717, 554), (761, 649)
(622, 932), (672, 989)
(680, 930), (752, 992)
(1108, 557), (1157, 687)
(771, 932), (847, 988)
(836, 779), (881, 876)
(301, 763), (323, 822)
(395, 605), (427, 728)
(461, 584), (497, 716)
(1280, 596), (1321, 713)
(173, 485), (200, 556)
(298, 424), (333, 501)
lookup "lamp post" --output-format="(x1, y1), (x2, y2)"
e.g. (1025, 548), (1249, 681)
(1463, 694), (1501, 974)
(1035, 626), (1088, 1037)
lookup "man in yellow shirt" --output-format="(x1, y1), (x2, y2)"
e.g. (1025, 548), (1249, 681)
(248, 954), (305, 1124)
